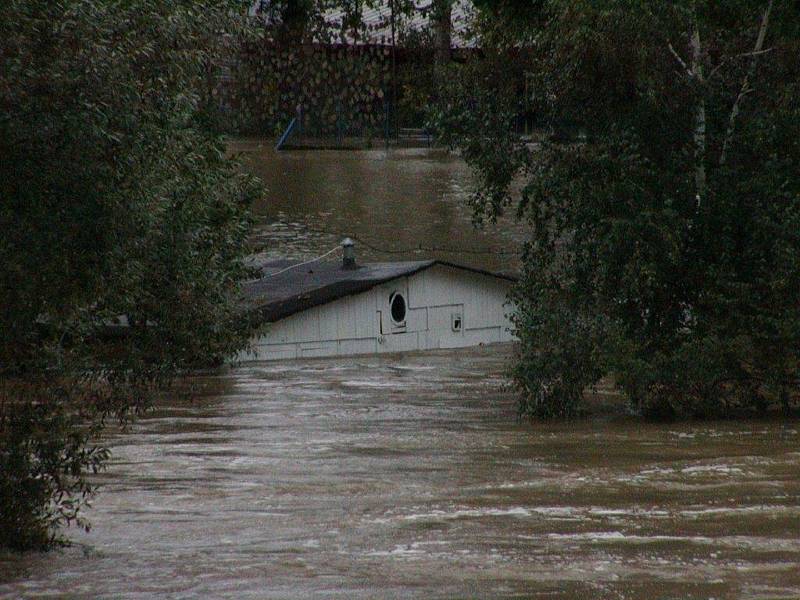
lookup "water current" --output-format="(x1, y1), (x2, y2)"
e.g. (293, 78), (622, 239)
(1, 147), (798, 599)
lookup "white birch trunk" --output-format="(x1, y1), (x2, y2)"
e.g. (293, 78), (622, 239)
(690, 18), (706, 210)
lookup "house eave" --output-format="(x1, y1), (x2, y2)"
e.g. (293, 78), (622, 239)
(244, 259), (517, 324)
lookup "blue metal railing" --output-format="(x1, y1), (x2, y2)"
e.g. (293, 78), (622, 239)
(275, 116), (298, 151)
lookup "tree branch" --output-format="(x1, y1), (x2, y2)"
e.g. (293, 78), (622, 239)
(708, 48), (773, 81)
(720, 0), (774, 166)
(667, 42), (694, 79)
(738, 47), (774, 58)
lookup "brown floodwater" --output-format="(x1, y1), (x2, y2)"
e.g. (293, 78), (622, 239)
(1, 346), (798, 598)
(232, 141), (525, 275)
(1, 148), (799, 598)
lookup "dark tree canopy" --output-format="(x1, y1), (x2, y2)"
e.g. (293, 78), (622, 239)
(0, 0), (261, 550)
(434, 0), (800, 418)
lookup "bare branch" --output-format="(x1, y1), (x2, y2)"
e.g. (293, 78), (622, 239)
(708, 48), (774, 81)
(667, 41), (694, 79)
(738, 47), (774, 58)
(720, 0), (774, 166)
(708, 57), (729, 80)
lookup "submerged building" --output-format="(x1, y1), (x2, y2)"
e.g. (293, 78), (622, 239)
(240, 240), (516, 361)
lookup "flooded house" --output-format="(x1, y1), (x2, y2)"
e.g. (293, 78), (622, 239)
(240, 239), (516, 361)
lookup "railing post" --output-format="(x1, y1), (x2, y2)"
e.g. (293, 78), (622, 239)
(336, 101), (343, 147)
(297, 104), (303, 138)
(384, 98), (390, 150)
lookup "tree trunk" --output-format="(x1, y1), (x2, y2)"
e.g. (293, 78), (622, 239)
(280, 0), (309, 42)
(690, 17), (706, 210)
(432, 0), (452, 68)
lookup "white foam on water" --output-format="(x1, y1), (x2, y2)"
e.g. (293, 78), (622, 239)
(399, 506), (534, 521)
(519, 532), (800, 552)
(681, 465), (746, 475)
(339, 380), (401, 389)
(679, 504), (800, 517)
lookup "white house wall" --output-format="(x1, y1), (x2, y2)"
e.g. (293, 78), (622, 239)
(242, 265), (515, 361)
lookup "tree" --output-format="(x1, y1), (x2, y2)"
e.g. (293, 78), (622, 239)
(434, 1), (800, 418)
(0, 0), (261, 550)
(431, 0), (453, 68)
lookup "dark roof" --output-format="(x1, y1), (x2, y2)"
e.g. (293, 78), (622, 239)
(243, 259), (515, 323)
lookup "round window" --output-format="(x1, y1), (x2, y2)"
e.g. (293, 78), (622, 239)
(390, 292), (406, 324)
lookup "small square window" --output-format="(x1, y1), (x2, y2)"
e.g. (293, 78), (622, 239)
(451, 313), (462, 332)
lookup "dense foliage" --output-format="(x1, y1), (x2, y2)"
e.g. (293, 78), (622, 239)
(435, 0), (800, 418)
(0, 1), (260, 549)
(221, 0), (451, 135)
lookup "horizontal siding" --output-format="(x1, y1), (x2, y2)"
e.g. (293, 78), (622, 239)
(243, 265), (515, 361)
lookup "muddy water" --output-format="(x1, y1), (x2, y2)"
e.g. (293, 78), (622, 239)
(232, 142), (525, 275)
(1, 346), (799, 599)
(2, 148), (800, 598)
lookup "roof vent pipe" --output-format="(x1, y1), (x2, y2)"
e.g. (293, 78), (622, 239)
(342, 237), (356, 270)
